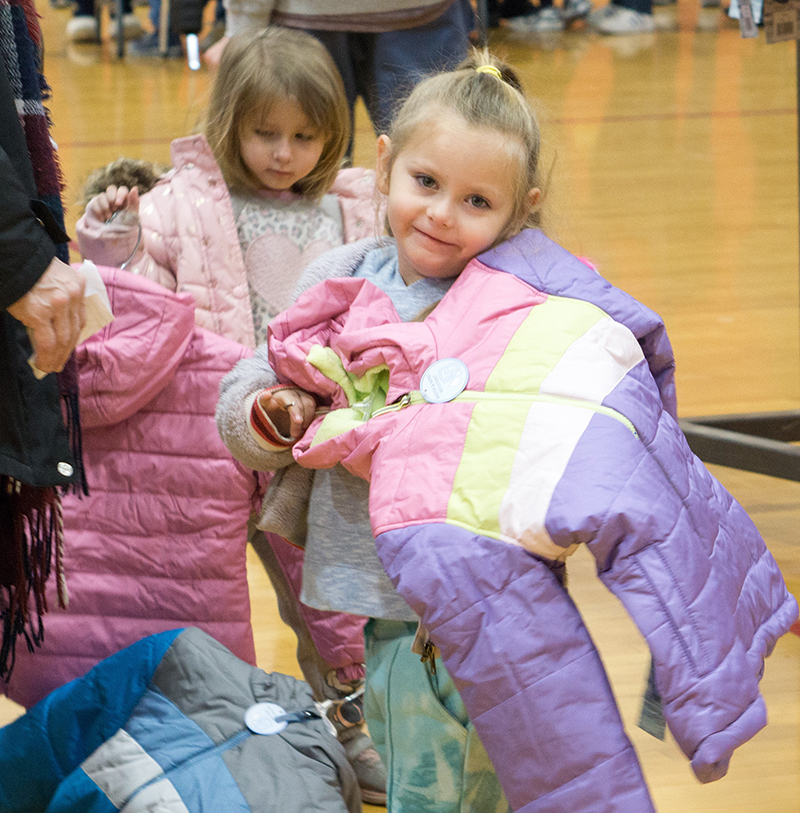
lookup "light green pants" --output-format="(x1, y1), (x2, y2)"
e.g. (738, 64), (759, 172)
(364, 619), (510, 813)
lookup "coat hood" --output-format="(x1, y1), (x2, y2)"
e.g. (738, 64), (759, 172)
(75, 266), (196, 428)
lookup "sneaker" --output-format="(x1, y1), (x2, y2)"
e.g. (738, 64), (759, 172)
(505, 7), (565, 31)
(563, 0), (593, 22)
(110, 13), (144, 40)
(128, 30), (183, 57)
(340, 729), (388, 806)
(587, 4), (614, 25)
(590, 4), (656, 32)
(66, 14), (99, 43)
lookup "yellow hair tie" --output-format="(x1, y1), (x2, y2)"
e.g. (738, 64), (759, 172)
(476, 65), (503, 81)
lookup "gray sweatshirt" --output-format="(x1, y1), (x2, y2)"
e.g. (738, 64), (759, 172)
(216, 238), (452, 620)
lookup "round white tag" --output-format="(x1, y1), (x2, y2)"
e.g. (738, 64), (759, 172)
(420, 358), (469, 404)
(244, 702), (288, 735)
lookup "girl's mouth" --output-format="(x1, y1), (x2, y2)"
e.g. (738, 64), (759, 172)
(413, 227), (453, 247)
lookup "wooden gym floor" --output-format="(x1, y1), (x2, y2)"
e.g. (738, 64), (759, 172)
(1, 3), (799, 811)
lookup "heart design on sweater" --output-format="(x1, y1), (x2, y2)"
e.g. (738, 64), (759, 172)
(245, 230), (338, 319)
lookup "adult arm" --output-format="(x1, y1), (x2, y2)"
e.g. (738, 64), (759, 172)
(0, 144), (85, 373)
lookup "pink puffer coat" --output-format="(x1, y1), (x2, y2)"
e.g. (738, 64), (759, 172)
(1, 268), (261, 708)
(76, 134), (377, 350)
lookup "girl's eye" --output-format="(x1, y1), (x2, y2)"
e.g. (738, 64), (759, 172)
(416, 174), (437, 189)
(255, 130), (276, 139)
(468, 195), (490, 209)
(296, 133), (317, 142)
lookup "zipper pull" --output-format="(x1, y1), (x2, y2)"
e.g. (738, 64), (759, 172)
(420, 640), (437, 676)
(371, 393), (412, 418)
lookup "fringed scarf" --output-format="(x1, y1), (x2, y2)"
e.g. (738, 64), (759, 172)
(0, 478), (69, 678)
(0, 0), (87, 679)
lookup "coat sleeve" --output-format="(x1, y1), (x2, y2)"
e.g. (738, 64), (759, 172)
(332, 168), (380, 244)
(216, 342), (295, 472)
(0, 145), (57, 310)
(76, 181), (178, 291)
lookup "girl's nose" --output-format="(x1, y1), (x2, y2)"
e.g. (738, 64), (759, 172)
(428, 196), (454, 226)
(273, 138), (292, 162)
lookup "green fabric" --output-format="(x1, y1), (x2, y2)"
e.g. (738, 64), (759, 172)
(306, 346), (391, 447)
(364, 620), (509, 813)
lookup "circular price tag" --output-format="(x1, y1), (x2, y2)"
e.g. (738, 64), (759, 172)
(244, 702), (288, 735)
(419, 358), (469, 404)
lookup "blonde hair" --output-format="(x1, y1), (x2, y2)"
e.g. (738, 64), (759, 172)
(384, 49), (543, 235)
(202, 27), (349, 198)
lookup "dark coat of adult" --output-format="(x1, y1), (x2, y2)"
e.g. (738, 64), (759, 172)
(0, 65), (75, 490)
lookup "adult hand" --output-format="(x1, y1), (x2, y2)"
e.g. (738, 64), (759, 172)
(204, 35), (229, 68)
(7, 257), (86, 373)
(258, 387), (316, 440)
(86, 185), (140, 224)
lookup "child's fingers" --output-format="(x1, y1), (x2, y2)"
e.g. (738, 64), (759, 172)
(127, 186), (140, 213)
(266, 389), (316, 439)
(288, 392), (317, 438)
(102, 185), (131, 215)
(88, 192), (113, 221)
(113, 186), (131, 211)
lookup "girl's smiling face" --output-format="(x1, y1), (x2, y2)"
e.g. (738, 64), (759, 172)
(239, 96), (325, 192)
(376, 111), (536, 285)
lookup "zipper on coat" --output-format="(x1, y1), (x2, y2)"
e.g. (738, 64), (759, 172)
(371, 390), (638, 437)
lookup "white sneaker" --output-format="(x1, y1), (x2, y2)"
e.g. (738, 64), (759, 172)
(505, 7), (565, 31)
(587, 4), (615, 25)
(563, 0), (593, 22)
(591, 4), (656, 32)
(66, 14), (99, 43)
(110, 13), (145, 40)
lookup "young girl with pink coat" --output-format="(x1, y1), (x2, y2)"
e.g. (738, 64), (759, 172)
(74, 26), (384, 803)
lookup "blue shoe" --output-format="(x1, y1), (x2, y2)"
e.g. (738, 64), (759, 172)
(128, 31), (182, 57)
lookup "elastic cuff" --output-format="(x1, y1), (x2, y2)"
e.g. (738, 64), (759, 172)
(247, 387), (295, 450)
(336, 663), (366, 685)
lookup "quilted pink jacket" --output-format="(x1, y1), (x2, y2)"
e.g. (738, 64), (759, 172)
(76, 134), (377, 350)
(1, 268), (262, 709)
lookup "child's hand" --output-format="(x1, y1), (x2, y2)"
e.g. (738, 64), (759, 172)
(258, 387), (317, 440)
(87, 185), (140, 224)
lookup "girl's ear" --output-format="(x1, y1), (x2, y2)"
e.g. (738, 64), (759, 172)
(528, 187), (542, 210)
(376, 134), (392, 195)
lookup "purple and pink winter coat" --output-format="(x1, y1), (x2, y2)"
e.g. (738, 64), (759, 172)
(1, 268), (262, 708)
(265, 230), (798, 813)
